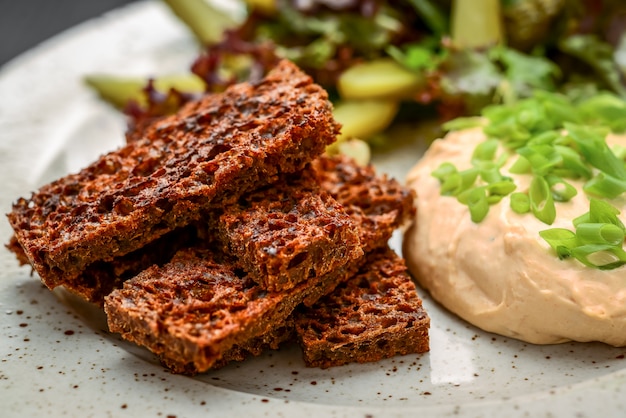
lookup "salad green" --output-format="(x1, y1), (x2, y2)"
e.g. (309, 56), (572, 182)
(86, 0), (626, 157)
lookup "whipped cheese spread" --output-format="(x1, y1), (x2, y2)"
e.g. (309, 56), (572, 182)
(403, 127), (626, 346)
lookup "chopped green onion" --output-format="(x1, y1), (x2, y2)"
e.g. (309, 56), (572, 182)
(486, 180), (516, 196)
(464, 187), (490, 223)
(479, 166), (505, 183)
(576, 223), (625, 246)
(578, 93), (626, 133)
(612, 144), (626, 161)
(566, 123), (626, 180)
(571, 244), (626, 270)
(486, 194), (504, 204)
(510, 192), (530, 214)
(542, 199), (626, 269)
(583, 172), (626, 199)
(433, 88), (626, 269)
(553, 145), (593, 179)
(516, 144), (562, 176)
(542, 96), (582, 127)
(529, 175), (556, 224)
(580, 199), (626, 231)
(515, 106), (544, 131)
(546, 175), (577, 202)
(539, 228), (578, 259)
(440, 168), (479, 196)
(508, 155), (531, 174)
(527, 130), (561, 146)
(432, 162), (457, 181)
(442, 116), (485, 132)
(472, 139), (499, 161)
(483, 120), (530, 147)
(440, 172), (462, 195)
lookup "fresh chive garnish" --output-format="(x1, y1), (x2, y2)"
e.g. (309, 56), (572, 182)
(433, 90), (626, 268)
(472, 139), (499, 162)
(516, 144), (562, 176)
(510, 192), (530, 214)
(583, 172), (626, 199)
(552, 145), (592, 179)
(508, 155), (531, 174)
(546, 175), (577, 202)
(584, 198), (625, 231)
(442, 116), (484, 132)
(571, 245), (626, 270)
(575, 223), (625, 246)
(432, 162), (457, 180)
(540, 199), (626, 269)
(566, 123), (626, 181)
(464, 187), (489, 223)
(538, 228), (578, 259)
(529, 175), (556, 225)
(578, 93), (626, 133)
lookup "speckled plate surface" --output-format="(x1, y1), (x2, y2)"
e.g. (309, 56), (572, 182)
(1, 2), (626, 417)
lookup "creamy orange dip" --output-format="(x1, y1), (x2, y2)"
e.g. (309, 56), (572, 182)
(403, 127), (626, 346)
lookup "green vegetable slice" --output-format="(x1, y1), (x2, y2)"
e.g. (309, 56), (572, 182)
(442, 117), (484, 132)
(566, 123), (626, 181)
(575, 223), (625, 246)
(529, 175), (556, 225)
(539, 228), (578, 259)
(516, 144), (562, 176)
(546, 175), (577, 202)
(583, 173), (626, 199)
(573, 199), (626, 231)
(571, 245), (626, 270)
(510, 192), (530, 214)
(541, 199), (626, 269)
(459, 187), (490, 223)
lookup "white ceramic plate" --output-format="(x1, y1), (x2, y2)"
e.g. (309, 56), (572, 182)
(2, 2), (626, 417)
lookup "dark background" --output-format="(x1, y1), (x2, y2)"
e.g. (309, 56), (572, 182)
(0, 0), (139, 67)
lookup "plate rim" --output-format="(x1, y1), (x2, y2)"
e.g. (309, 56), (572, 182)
(1, 2), (626, 417)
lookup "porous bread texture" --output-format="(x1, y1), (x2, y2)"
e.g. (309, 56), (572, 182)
(104, 247), (360, 374)
(7, 60), (339, 301)
(208, 321), (296, 371)
(311, 155), (415, 252)
(294, 247), (430, 369)
(216, 165), (363, 292)
(104, 155), (423, 373)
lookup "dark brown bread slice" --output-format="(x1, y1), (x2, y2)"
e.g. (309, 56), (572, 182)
(104, 247), (360, 374)
(215, 166), (363, 292)
(7, 60), (339, 300)
(186, 320), (295, 372)
(7, 227), (193, 303)
(312, 154), (415, 253)
(105, 157), (414, 374)
(105, 156), (417, 373)
(68, 227), (195, 303)
(210, 157), (420, 366)
(205, 153), (413, 295)
(295, 154), (416, 307)
(294, 247), (430, 369)
(8, 161), (362, 304)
